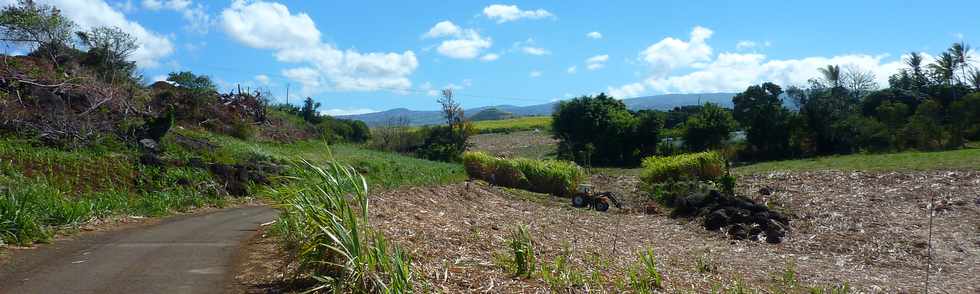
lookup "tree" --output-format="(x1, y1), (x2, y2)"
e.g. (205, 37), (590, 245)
(903, 99), (945, 150)
(949, 42), (973, 84)
(416, 89), (472, 161)
(0, 0), (75, 65)
(818, 65), (842, 88)
(682, 102), (736, 152)
(929, 52), (957, 86)
(788, 78), (860, 154)
(732, 83), (792, 159)
(167, 71), (217, 92)
(77, 26), (138, 81)
(876, 101), (910, 149)
(299, 97), (320, 123)
(969, 69), (980, 91)
(552, 93), (641, 165)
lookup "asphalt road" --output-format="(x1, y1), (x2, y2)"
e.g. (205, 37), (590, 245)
(0, 206), (277, 294)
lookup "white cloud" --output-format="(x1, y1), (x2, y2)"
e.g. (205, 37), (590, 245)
(480, 53), (500, 61)
(586, 54), (608, 70)
(566, 66), (577, 74)
(151, 74), (168, 82)
(522, 46), (550, 56)
(320, 108), (378, 116)
(436, 30), (491, 59)
(639, 26), (713, 76)
(114, 0), (136, 12)
(254, 74), (270, 85)
(607, 82), (646, 98)
(529, 70), (542, 78)
(222, 0), (418, 93)
(423, 20), (462, 38)
(483, 4), (554, 23)
(586, 31), (602, 39)
(608, 26), (923, 96)
(20, 0), (175, 68)
(735, 40), (771, 51)
(142, 0), (210, 33)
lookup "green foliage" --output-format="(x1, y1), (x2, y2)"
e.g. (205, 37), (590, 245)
(733, 83), (793, 159)
(273, 161), (414, 293)
(734, 146), (980, 174)
(627, 249), (663, 292)
(506, 224), (536, 277)
(415, 123), (473, 162)
(539, 245), (587, 291)
(470, 116), (551, 134)
(166, 71), (217, 92)
(552, 93), (664, 166)
(640, 151), (725, 184)
(0, 0), (76, 63)
(462, 151), (585, 197)
(683, 102), (737, 152)
(76, 26), (138, 82)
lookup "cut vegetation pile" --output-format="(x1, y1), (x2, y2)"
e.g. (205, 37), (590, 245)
(462, 151), (584, 197)
(641, 151), (790, 243)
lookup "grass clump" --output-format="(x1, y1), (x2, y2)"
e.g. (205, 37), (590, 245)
(505, 224), (536, 278)
(273, 161), (415, 293)
(462, 151), (585, 197)
(627, 249), (664, 292)
(640, 151), (725, 184)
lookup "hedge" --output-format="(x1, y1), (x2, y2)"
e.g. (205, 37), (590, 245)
(640, 151), (725, 185)
(462, 151), (584, 197)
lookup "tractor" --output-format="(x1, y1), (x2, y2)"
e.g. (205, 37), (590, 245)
(571, 184), (622, 212)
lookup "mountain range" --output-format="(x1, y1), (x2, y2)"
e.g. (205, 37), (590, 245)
(337, 93), (736, 126)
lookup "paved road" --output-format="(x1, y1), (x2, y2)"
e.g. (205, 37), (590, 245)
(0, 206), (277, 294)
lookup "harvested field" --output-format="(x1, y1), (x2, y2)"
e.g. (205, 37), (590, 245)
(468, 130), (557, 159)
(366, 170), (980, 293)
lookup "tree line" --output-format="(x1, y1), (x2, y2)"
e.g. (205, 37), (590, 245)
(553, 42), (980, 166)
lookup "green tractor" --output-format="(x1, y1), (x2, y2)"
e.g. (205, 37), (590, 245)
(571, 184), (622, 212)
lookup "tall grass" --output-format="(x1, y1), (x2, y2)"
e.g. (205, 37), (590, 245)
(462, 151), (584, 197)
(274, 161), (414, 293)
(640, 151), (725, 185)
(471, 116), (551, 134)
(628, 249), (664, 292)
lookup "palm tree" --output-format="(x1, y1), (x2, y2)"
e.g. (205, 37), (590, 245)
(929, 52), (957, 85)
(969, 69), (980, 91)
(818, 64), (842, 88)
(905, 52), (926, 87)
(949, 42), (973, 84)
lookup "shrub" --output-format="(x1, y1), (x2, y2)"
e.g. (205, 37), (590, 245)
(507, 224), (536, 277)
(462, 152), (585, 197)
(640, 151), (725, 184)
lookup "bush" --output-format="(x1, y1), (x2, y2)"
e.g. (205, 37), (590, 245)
(462, 151), (585, 197)
(639, 151), (725, 184)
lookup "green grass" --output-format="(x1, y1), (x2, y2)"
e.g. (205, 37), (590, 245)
(462, 151), (585, 197)
(471, 116), (551, 134)
(735, 147), (980, 174)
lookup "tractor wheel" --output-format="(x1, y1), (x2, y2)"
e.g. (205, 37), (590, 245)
(572, 194), (588, 208)
(594, 197), (610, 212)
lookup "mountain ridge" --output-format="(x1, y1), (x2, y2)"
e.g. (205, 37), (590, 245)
(338, 93), (736, 126)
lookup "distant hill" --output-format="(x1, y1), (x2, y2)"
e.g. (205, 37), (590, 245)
(338, 93), (736, 126)
(469, 108), (515, 121)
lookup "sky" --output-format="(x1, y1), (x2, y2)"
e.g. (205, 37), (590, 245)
(4, 0), (979, 115)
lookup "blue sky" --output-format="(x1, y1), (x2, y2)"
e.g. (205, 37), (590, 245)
(9, 1), (980, 114)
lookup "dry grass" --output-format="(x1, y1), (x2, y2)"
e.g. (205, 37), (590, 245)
(361, 170), (979, 293)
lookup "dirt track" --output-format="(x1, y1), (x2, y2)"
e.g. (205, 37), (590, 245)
(0, 206), (277, 294)
(366, 170), (980, 293)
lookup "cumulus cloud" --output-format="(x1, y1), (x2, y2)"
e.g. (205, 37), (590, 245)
(735, 40), (771, 51)
(435, 30), (492, 59)
(513, 38), (549, 56)
(586, 54), (608, 70)
(480, 53), (499, 61)
(640, 26), (713, 76)
(12, 0), (175, 68)
(608, 26), (921, 97)
(483, 4), (554, 23)
(423, 20), (461, 39)
(586, 31), (602, 39)
(142, 0), (211, 33)
(254, 74), (270, 85)
(529, 70), (542, 78)
(221, 0), (418, 93)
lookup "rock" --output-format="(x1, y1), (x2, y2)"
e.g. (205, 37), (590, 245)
(728, 223), (749, 240)
(764, 219), (786, 244)
(759, 186), (773, 196)
(139, 138), (159, 152)
(139, 153), (163, 166)
(704, 209), (729, 231)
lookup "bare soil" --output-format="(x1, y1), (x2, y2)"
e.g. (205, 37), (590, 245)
(361, 170), (979, 293)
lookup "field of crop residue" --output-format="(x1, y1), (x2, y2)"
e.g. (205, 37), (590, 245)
(361, 170), (978, 293)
